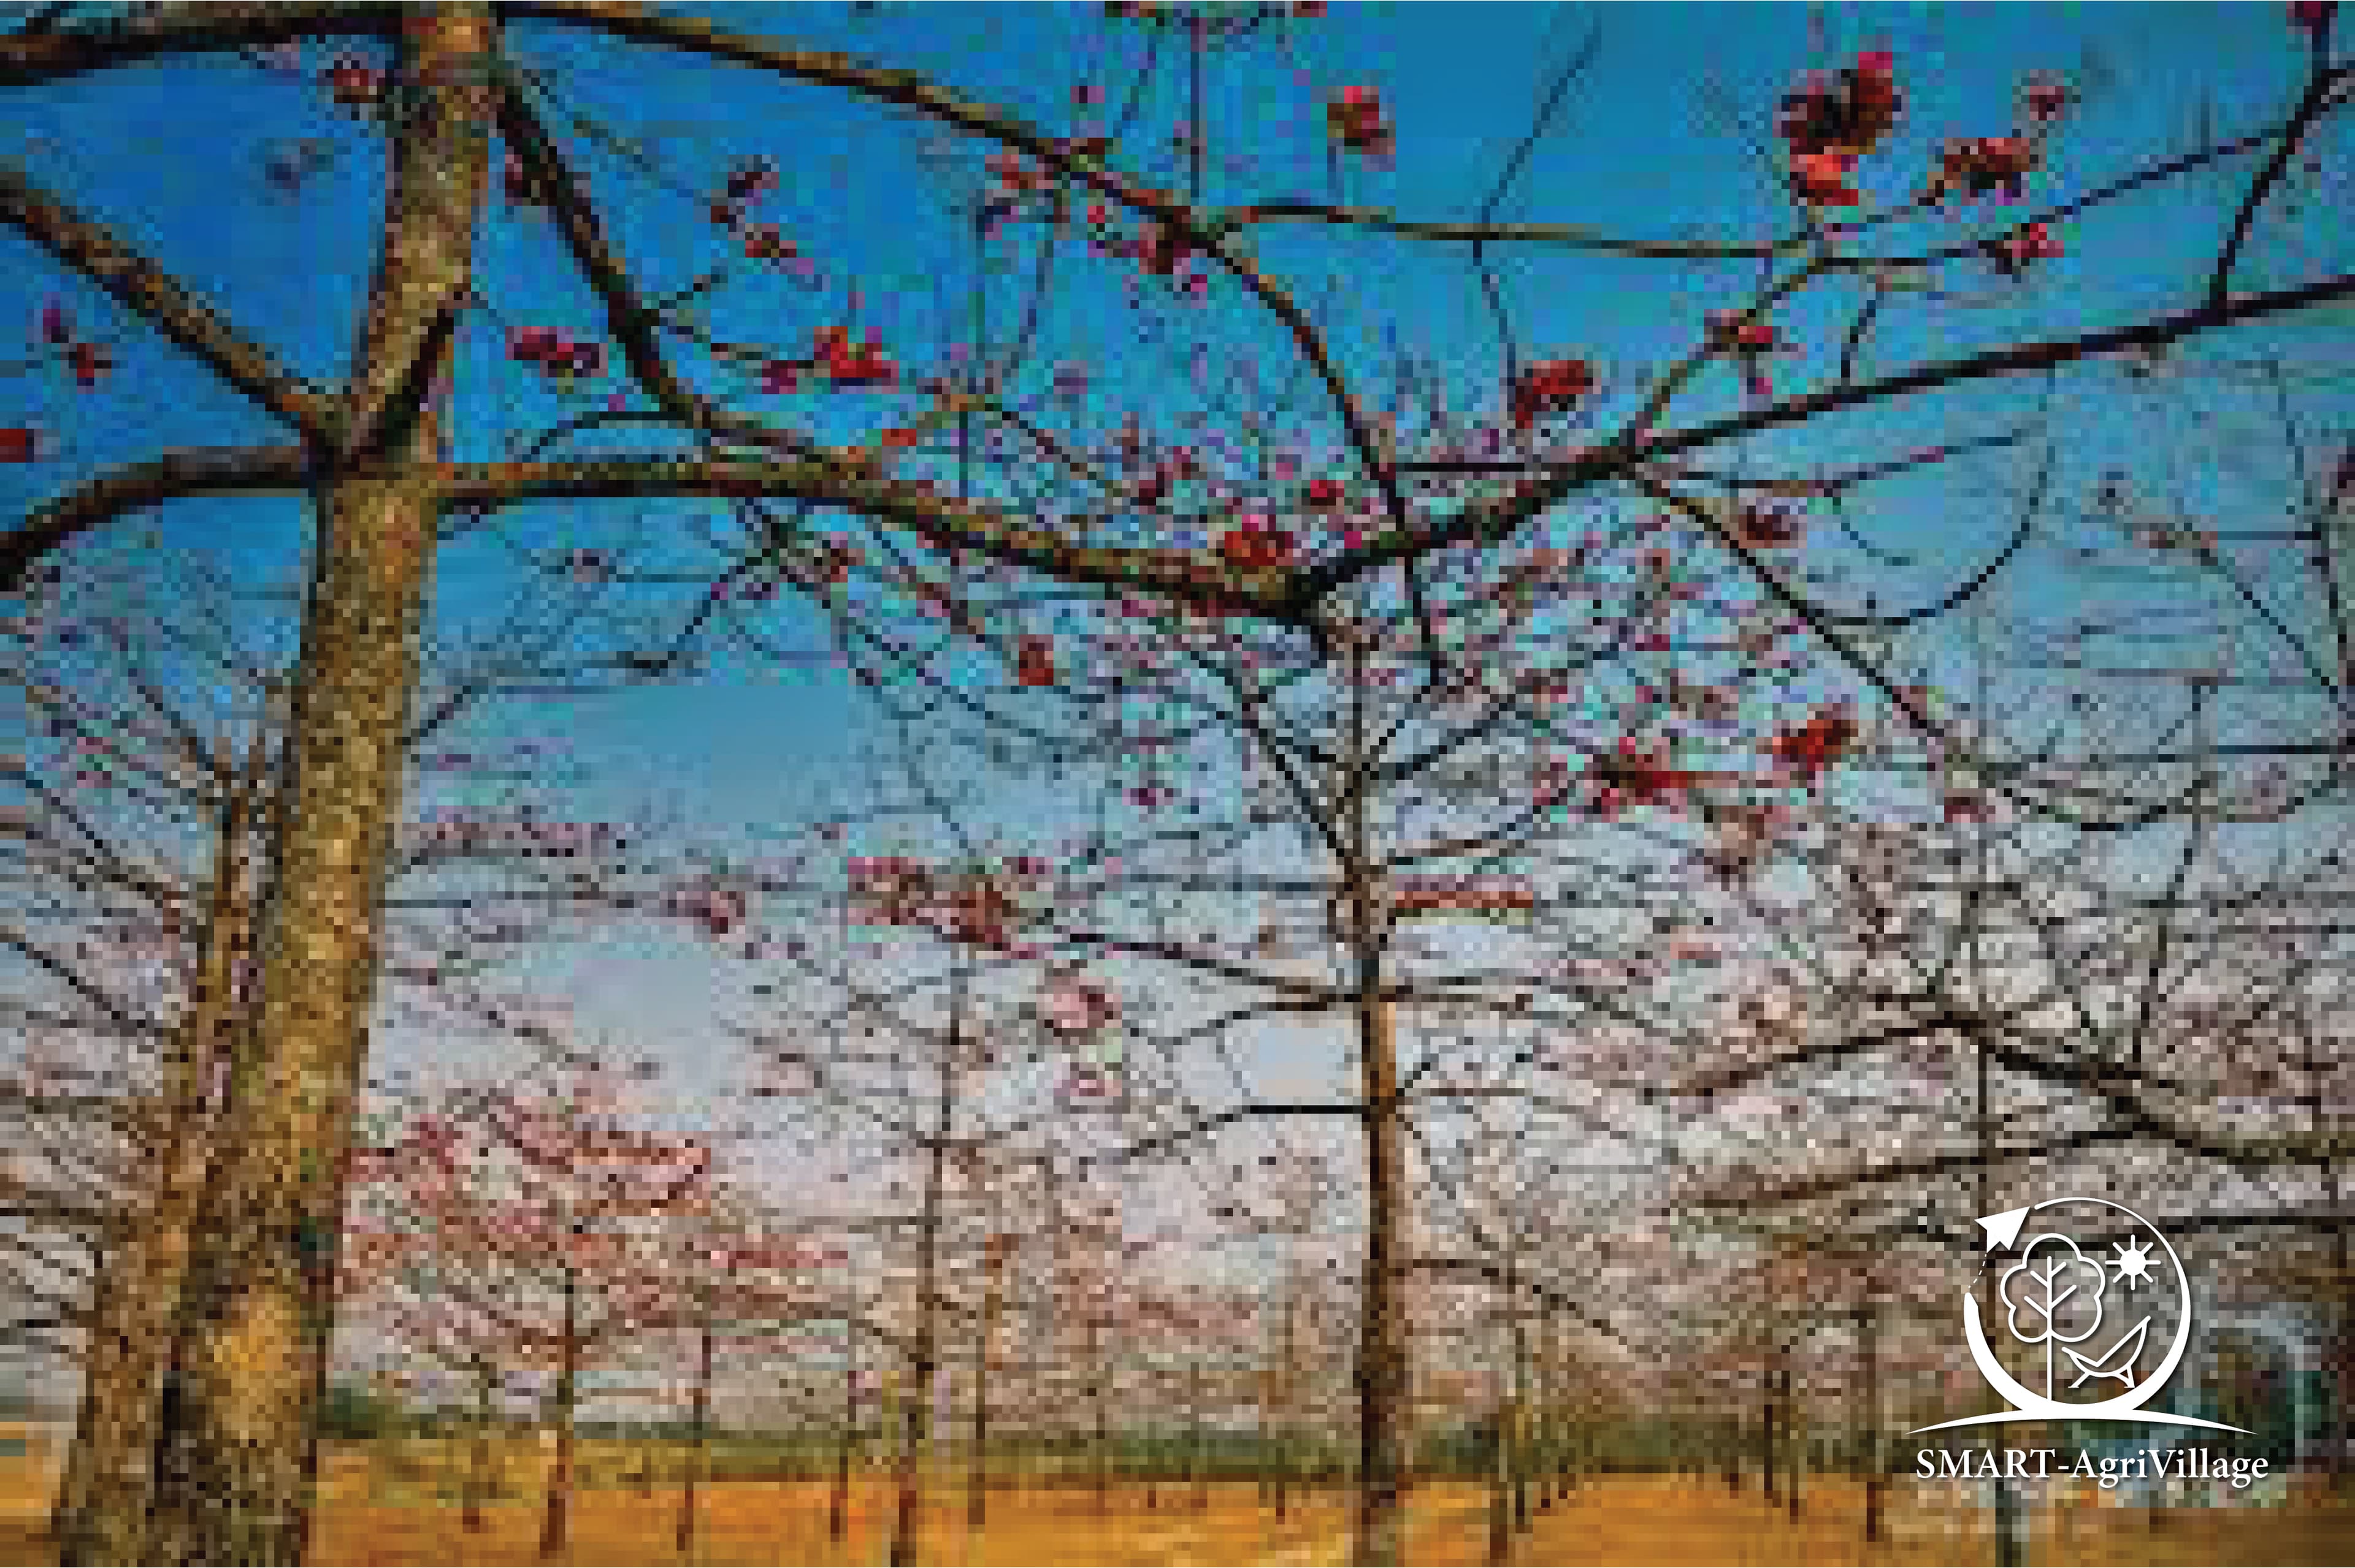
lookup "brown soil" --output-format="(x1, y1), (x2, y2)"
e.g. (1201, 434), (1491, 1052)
(0, 1429), (2346, 1566)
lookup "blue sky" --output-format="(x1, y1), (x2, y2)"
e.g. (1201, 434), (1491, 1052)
(5, 1), (2353, 1407)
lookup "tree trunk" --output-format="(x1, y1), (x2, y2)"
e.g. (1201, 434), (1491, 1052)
(58, 740), (258, 1564)
(1862, 1306), (1883, 1545)
(1782, 1362), (1800, 1520)
(137, 8), (490, 1562)
(1090, 1315), (1109, 1519)
(1487, 1244), (1517, 1567)
(462, 1358), (496, 1534)
(1189, 1361), (1209, 1512)
(829, 1333), (856, 1545)
(1350, 930), (1409, 1562)
(968, 1236), (1006, 1533)
(891, 991), (956, 1568)
(678, 1281), (717, 1560)
(538, 1268), (580, 1562)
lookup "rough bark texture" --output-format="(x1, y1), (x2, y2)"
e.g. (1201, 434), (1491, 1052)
(138, 8), (491, 1561)
(57, 741), (259, 1566)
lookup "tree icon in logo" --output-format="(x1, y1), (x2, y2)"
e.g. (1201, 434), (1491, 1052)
(1907, 1196), (2246, 1434)
(2001, 1234), (2110, 1401)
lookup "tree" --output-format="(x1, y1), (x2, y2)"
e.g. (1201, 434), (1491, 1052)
(7, 6), (2354, 1562)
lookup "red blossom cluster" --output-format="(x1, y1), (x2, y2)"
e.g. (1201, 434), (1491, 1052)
(813, 324), (898, 388)
(509, 325), (605, 380)
(1767, 702), (1859, 786)
(1016, 634), (1057, 687)
(1985, 219), (2064, 275)
(1507, 356), (1596, 432)
(1587, 738), (1735, 817)
(1732, 503), (1806, 548)
(1707, 310), (1793, 398)
(323, 51), (382, 112)
(1777, 49), (1903, 205)
(1217, 514), (1299, 570)
(32, 299), (110, 391)
(1778, 49), (1904, 161)
(846, 857), (1043, 950)
(1924, 134), (2040, 203)
(1328, 86), (1393, 156)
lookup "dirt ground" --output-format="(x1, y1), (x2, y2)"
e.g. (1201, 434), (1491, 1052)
(0, 1428), (2348, 1565)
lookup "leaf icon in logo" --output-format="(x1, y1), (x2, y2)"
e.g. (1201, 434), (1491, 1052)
(2064, 1315), (2151, 1390)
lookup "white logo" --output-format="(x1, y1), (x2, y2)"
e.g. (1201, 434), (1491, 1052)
(1909, 1196), (2249, 1435)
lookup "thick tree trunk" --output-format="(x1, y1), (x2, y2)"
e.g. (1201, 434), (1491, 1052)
(537, 1271), (581, 1562)
(138, 8), (489, 1563)
(58, 738), (259, 1565)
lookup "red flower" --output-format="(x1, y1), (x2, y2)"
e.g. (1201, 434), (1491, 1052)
(742, 224), (797, 261)
(1769, 704), (1858, 785)
(67, 342), (111, 388)
(759, 360), (799, 394)
(510, 326), (562, 364)
(1734, 505), (1804, 548)
(1327, 86), (1394, 156)
(1707, 310), (1786, 354)
(1217, 526), (1297, 570)
(323, 54), (381, 109)
(1926, 136), (2038, 202)
(0, 428), (36, 462)
(1778, 50), (1904, 159)
(817, 325), (897, 388)
(554, 339), (602, 378)
(2019, 72), (2070, 122)
(1304, 476), (1344, 508)
(1016, 636), (1057, 687)
(1790, 148), (1863, 205)
(2290, 1), (2337, 35)
(1507, 356), (1595, 431)
(1985, 220), (2063, 275)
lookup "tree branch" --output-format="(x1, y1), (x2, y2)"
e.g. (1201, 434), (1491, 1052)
(0, 163), (340, 444)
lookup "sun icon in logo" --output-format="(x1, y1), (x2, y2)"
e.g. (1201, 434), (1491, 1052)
(2107, 1233), (2162, 1291)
